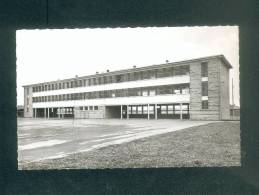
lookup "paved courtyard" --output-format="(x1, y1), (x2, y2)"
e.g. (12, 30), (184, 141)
(18, 118), (213, 164)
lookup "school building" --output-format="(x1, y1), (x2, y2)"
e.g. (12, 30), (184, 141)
(23, 55), (232, 120)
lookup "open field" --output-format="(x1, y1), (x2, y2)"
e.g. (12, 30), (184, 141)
(18, 118), (240, 169)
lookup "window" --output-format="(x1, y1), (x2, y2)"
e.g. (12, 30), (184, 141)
(175, 105), (181, 114)
(181, 88), (189, 94)
(79, 106), (83, 110)
(149, 106), (154, 114)
(182, 104), (188, 114)
(89, 106), (93, 110)
(201, 62), (208, 77)
(202, 82), (208, 96)
(94, 106), (98, 110)
(128, 107), (132, 114)
(149, 89), (156, 96)
(132, 106), (137, 114)
(173, 88), (181, 95)
(142, 90), (148, 96)
(159, 86), (172, 95)
(143, 106), (148, 114)
(84, 106), (88, 110)
(161, 105), (167, 114)
(137, 106), (142, 114)
(168, 105), (174, 114)
(202, 100), (208, 109)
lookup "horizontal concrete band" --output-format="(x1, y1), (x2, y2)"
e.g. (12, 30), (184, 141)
(32, 94), (190, 108)
(32, 75), (190, 97)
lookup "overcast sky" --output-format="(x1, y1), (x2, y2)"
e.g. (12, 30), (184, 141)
(16, 26), (239, 106)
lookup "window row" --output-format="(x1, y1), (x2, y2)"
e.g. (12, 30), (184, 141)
(127, 104), (189, 115)
(32, 65), (190, 92)
(32, 84), (190, 103)
(79, 106), (98, 111)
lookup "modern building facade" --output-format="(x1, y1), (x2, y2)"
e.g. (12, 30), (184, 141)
(23, 55), (232, 120)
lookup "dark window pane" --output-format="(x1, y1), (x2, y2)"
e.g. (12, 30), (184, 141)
(202, 100), (209, 109)
(202, 82), (208, 96)
(201, 62), (208, 77)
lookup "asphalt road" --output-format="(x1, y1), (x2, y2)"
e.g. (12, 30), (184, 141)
(18, 118), (213, 164)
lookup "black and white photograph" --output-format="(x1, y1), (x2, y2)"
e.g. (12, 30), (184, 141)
(16, 26), (240, 170)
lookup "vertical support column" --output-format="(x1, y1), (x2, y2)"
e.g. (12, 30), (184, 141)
(127, 105), (129, 119)
(120, 105), (123, 119)
(58, 107), (61, 119)
(47, 108), (49, 118)
(180, 103), (183, 120)
(147, 104), (150, 120)
(62, 107), (64, 118)
(155, 104), (157, 120)
(44, 108), (46, 118)
(35, 108), (37, 118)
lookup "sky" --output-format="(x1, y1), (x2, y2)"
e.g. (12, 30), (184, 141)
(16, 26), (239, 106)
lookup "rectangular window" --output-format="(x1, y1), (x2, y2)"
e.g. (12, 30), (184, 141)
(168, 105), (174, 114)
(149, 89), (156, 96)
(175, 105), (181, 114)
(79, 106), (83, 110)
(202, 82), (208, 96)
(94, 106), (98, 110)
(128, 107), (132, 114)
(161, 105), (167, 114)
(89, 106), (93, 110)
(149, 106), (154, 114)
(182, 104), (188, 114)
(132, 106), (137, 114)
(202, 100), (209, 109)
(137, 106), (142, 114)
(84, 106), (88, 110)
(201, 62), (208, 77)
(181, 87), (189, 94)
(142, 90), (148, 96)
(143, 106), (148, 114)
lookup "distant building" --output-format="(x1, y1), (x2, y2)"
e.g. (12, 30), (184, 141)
(23, 55), (232, 120)
(230, 104), (240, 120)
(17, 105), (24, 117)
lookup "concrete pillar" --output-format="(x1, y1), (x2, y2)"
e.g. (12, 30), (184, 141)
(58, 107), (61, 119)
(35, 108), (37, 118)
(147, 104), (150, 120)
(180, 103), (183, 120)
(155, 104), (157, 120)
(62, 107), (64, 118)
(120, 105), (123, 119)
(47, 108), (49, 118)
(44, 108), (46, 118)
(127, 105), (129, 119)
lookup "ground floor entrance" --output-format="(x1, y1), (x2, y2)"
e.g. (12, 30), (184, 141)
(108, 103), (189, 120)
(33, 107), (74, 118)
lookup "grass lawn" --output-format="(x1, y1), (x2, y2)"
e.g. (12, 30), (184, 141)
(20, 121), (240, 169)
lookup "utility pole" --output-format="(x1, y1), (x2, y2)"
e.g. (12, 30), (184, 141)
(232, 78), (235, 106)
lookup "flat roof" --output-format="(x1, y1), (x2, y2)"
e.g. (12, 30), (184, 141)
(23, 55), (233, 87)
